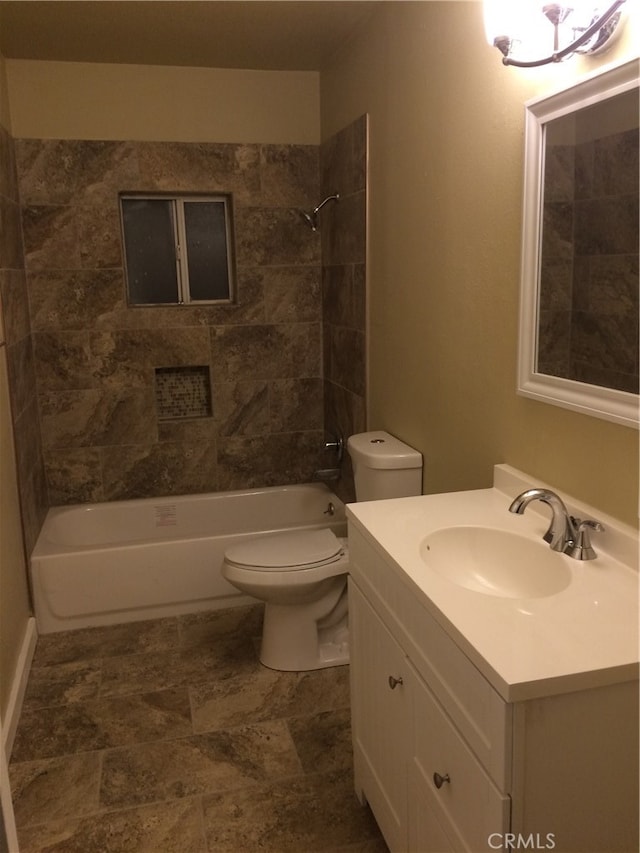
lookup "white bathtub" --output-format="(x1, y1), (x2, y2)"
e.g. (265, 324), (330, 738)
(31, 483), (347, 633)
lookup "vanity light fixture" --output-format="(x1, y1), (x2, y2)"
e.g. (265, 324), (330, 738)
(484, 0), (627, 67)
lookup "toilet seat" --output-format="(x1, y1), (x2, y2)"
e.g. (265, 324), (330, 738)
(224, 528), (344, 572)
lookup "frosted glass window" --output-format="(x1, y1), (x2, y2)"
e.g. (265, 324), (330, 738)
(121, 195), (235, 306)
(121, 199), (179, 304)
(183, 201), (231, 301)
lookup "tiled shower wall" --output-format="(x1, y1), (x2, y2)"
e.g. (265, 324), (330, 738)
(16, 140), (324, 503)
(0, 121), (47, 553)
(12, 118), (367, 506)
(539, 127), (639, 393)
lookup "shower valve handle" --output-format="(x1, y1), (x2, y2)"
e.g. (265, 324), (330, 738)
(323, 436), (344, 463)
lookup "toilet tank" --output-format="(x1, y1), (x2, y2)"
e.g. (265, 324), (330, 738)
(347, 431), (423, 501)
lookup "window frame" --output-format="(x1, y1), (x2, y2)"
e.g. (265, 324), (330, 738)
(120, 192), (236, 307)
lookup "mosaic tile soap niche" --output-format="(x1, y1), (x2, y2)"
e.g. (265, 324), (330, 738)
(155, 366), (212, 421)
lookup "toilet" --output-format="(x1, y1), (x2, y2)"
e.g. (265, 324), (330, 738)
(221, 431), (423, 671)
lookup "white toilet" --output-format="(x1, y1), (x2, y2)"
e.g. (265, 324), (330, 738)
(221, 430), (423, 671)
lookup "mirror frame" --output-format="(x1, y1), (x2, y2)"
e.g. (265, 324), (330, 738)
(518, 57), (639, 429)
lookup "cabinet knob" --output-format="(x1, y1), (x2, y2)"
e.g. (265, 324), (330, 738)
(388, 675), (403, 689)
(433, 772), (451, 789)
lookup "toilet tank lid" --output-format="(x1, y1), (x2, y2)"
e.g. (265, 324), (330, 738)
(347, 431), (422, 470)
(225, 528), (343, 570)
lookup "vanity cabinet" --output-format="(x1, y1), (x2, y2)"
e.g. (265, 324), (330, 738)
(350, 581), (510, 853)
(350, 582), (410, 851)
(348, 523), (639, 853)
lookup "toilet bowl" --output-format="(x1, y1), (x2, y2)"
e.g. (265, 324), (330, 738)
(221, 430), (423, 672)
(223, 528), (350, 671)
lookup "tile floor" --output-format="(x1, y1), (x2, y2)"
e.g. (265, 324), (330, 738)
(9, 605), (388, 853)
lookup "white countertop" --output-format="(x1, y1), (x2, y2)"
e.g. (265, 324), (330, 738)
(347, 465), (639, 702)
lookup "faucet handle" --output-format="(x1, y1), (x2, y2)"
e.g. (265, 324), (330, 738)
(323, 435), (344, 463)
(564, 518), (605, 561)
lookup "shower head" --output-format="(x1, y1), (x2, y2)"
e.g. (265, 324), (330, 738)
(299, 193), (340, 231)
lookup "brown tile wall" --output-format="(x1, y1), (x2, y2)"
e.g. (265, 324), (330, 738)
(0, 122), (48, 553)
(14, 139), (328, 503)
(539, 128), (639, 394)
(12, 126), (368, 506)
(321, 115), (368, 503)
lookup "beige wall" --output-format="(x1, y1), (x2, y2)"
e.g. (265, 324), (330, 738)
(6, 59), (320, 143)
(321, 1), (639, 526)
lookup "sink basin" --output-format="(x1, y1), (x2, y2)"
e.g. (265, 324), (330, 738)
(420, 526), (572, 599)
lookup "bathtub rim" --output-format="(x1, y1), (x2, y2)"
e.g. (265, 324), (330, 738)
(32, 481), (347, 558)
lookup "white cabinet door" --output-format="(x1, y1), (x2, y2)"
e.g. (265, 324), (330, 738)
(350, 580), (411, 853)
(410, 666), (510, 853)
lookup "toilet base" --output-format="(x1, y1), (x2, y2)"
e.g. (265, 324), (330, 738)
(316, 623), (350, 669)
(259, 580), (349, 671)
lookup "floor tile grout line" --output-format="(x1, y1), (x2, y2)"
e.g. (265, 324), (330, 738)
(15, 763), (366, 837)
(11, 699), (353, 767)
(19, 662), (350, 710)
(97, 764), (357, 814)
(196, 793), (208, 853)
(187, 683), (197, 736)
(19, 682), (190, 716)
(96, 768), (337, 818)
(14, 789), (211, 833)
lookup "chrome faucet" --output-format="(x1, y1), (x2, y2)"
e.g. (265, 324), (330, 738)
(508, 488), (604, 560)
(323, 434), (344, 463)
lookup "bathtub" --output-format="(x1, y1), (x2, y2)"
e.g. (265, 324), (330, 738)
(30, 483), (347, 634)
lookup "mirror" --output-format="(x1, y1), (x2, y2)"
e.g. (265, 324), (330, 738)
(518, 58), (639, 428)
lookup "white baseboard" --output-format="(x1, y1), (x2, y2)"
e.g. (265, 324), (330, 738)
(2, 616), (37, 760)
(0, 733), (20, 852)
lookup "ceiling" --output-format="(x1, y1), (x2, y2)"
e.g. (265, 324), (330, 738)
(0, 1), (383, 72)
